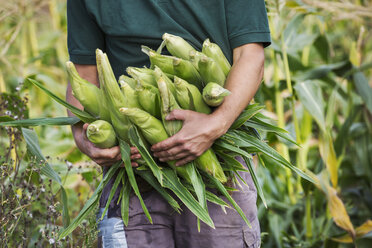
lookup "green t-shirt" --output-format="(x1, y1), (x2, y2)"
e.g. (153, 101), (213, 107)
(67, 0), (271, 79)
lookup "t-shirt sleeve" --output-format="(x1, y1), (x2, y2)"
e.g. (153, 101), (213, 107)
(67, 0), (105, 64)
(225, 0), (271, 49)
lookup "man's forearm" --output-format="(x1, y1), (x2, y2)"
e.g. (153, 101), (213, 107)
(211, 43), (265, 134)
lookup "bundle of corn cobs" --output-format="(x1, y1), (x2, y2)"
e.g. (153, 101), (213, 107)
(57, 34), (313, 238)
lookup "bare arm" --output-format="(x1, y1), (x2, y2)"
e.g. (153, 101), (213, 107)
(66, 64), (140, 167)
(151, 43), (265, 166)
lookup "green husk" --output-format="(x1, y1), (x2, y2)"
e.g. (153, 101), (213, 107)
(153, 66), (176, 96)
(162, 33), (196, 60)
(202, 39), (231, 76)
(157, 76), (204, 186)
(126, 67), (157, 87)
(66, 61), (110, 121)
(196, 149), (227, 183)
(173, 57), (203, 90)
(142, 46), (175, 74)
(136, 83), (161, 119)
(119, 80), (141, 109)
(174, 76), (211, 114)
(86, 120), (117, 148)
(96, 49), (131, 141)
(157, 76), (182, 136)
(198, 55), (226, 87)
(119, 107), (168, 145)
(118, 75), (137, 89)
(189, 50), (205, 70)
(202, 82), (231, 107)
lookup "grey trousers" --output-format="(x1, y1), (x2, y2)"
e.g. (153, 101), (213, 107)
(98, 159), (260, 248)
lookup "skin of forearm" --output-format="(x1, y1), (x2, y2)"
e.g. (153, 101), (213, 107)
(211, 43), (265, 135)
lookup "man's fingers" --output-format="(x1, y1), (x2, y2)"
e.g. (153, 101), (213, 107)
(153, 145), (182, 157)
(120, 162), (139, 168)
(92, 145), (121, 160)
(151, 135), (182, 152)
(161, 152), (189, 162)
(130, 154), (141, 160)
(82, 123), (89, 131)
(165, 109), (189, 121)
(175, 155), (197, 166)
(130, 147), (140, 155)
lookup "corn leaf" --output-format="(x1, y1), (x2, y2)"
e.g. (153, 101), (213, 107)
(184, 184), (230, 211)
(22, 128), (62, 184)
(0, 116), (14, 122)
(214, 138), (253, 159)
(185, 162), (206, 231)
(326, 186), (355, 240)
(230, 104), (264, 130)
(215, 150), (249, 172)
(121, 174), (131, 226)
(227, 130), (316, 184)
(352, 70), (372, 114)
(243, 157), (267, 208)
(332, 220), (372, 243)
(128, 126), (163, 185)
(26, 78), (96, 123)
(119, 139), (153, 224)
(319, 133), (339, 188)
(100, 168), (125, 220)
(0, 117), (80, 127)
(244, 117), (298, 146)
(135, 170), (181, 213)
(162, 168), (215, 229)
(294, 81), (326, 132)
(201, 171), (251, 228)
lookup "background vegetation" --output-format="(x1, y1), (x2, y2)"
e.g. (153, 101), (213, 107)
(0, 0), (371, 247)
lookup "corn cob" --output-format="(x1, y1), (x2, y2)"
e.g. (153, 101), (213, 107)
(157, 76), (182, 136)
(153, 66), (176, 96)
(142, 46), (175, 75)
(119, 80), (141, 109)
(189, 50), (205, 70)
(96, 49), (131, 142)
(202, 82), (231, 107)
(126, 67), (157, 87)
(162, 33), (196, 60)
(136, 82), (161, 119)
(66, 61), (110, 121)
(202, 39), (231, 76)
(119, 107), (191, 182)
(174, 76), (211, 114)
(173, 57), (203, 90)
(119, 107), (169, 145)
(118, 75), (137, 89)
(196, 149), (227, 183)
(198, 55), (226, 87)
(86, 120), (117, 148)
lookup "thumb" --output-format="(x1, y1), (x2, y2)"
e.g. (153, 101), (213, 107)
(83, 123), (89, 131)
(166, 109), (189, 121)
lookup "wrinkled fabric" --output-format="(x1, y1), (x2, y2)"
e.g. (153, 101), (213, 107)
(101, 157), (261, 248)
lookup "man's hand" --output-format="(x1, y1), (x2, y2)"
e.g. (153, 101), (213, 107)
(72, 122), (140, 167)
(67, 64), (141, 168)
(151, 43), (265, 166)
(151, 109), (226, 166)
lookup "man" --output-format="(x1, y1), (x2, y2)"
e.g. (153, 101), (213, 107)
(66, 0), (270, 247)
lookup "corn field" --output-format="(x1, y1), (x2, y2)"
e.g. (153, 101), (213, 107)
(0, 0), (371, 247)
